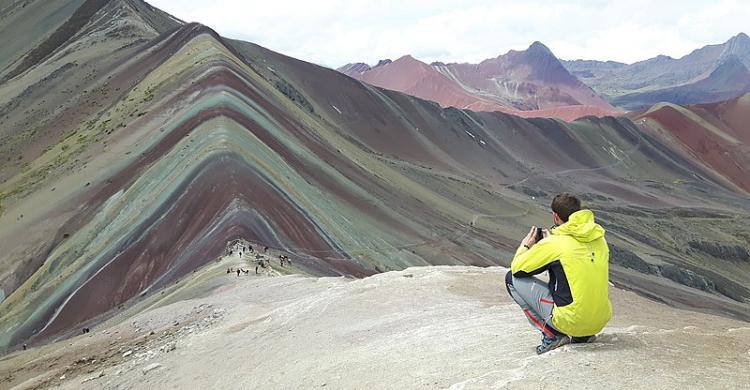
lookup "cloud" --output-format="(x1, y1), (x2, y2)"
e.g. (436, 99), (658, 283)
(148, 0), (749, 67)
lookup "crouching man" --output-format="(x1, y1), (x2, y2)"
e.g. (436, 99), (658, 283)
(506, 193), (612, 354)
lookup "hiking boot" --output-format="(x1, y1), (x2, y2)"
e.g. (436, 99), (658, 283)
(536, 334), (571, 354)
(571, 335), (596, 344)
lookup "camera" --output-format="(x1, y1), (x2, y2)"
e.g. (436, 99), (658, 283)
(534, 226), (544, 242)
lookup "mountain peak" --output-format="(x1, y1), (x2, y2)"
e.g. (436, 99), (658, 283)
(374, 58), (393, 68)
(520, 41), (560, 65)
(393, 55), (428, 67)
(725, 32), (750, 53)
(337, 62), (371, 76)
(512, 41), (578, 85)
(719, 33), (750, 67)
(527, 40), (553, 54)
(395, 54), (417, 62)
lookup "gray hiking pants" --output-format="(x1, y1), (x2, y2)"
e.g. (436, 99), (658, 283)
(505, 271), (562, 337)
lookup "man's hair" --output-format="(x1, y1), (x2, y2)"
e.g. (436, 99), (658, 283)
(551, 193), (581, 222)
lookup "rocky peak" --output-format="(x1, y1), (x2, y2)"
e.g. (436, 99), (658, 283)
(374, 59), (393, 68)
(722, 32), (750, 64)
(516, 41), (576, 84)
(337, 62), (371, 77)
(526, 41), (554, 56)
(730, 32), (749, 44)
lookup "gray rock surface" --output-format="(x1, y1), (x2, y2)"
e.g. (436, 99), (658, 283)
(3, 266), (743, 390)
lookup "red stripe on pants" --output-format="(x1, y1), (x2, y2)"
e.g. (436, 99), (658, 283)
(524, 309), (555, 337)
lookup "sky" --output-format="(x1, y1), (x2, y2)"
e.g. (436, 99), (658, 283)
(149, 0), (749, 68)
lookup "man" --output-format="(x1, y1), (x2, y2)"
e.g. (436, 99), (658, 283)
(505, 193), (612, 354)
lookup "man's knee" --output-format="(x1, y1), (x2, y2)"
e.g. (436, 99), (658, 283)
(505, 270), (514, 297)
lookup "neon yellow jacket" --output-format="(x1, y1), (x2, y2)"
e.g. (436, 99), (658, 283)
(511, 210), (612, 337)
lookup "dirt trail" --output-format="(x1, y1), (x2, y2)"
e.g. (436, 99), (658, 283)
(2, 266), (749, 389)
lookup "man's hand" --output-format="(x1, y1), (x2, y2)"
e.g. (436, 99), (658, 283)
(521, 226), (537, 248)
(521, 226), (549, 249)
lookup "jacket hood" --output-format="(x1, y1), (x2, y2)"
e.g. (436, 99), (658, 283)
(553, 210), (605, 242)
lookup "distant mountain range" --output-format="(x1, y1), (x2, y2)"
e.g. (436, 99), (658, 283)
(340, 33), (750, 115)
(339, 42), (618, 121)
(611, 55), (750, 110)
(563, 32), (750, 110)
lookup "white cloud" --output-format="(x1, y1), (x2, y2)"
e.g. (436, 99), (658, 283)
(148, 0), (750, 67)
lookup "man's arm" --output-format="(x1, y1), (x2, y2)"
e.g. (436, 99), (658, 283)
(511, 238), (561, 277)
